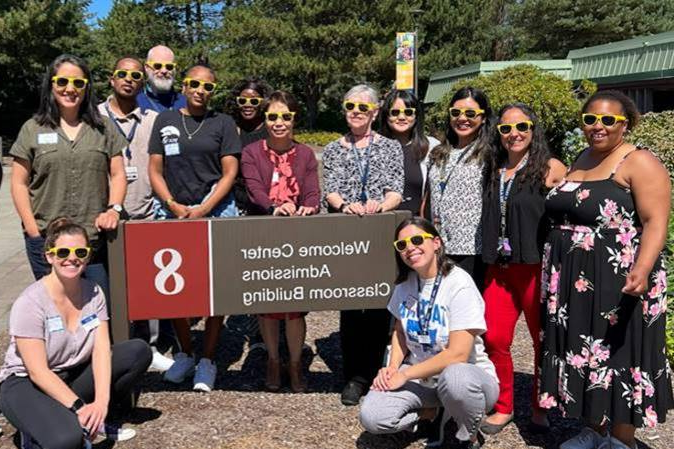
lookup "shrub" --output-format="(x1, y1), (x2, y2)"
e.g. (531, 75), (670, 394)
(666, 205), (674, 366)
(628, 111), (674, 177)
(426, 65), (596, 151)
(294, 131), (342, 147)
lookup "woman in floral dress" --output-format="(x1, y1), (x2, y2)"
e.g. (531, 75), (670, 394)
(539, 90), (672, 449)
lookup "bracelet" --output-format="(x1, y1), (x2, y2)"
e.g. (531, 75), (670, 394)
(166, 198), (175, 207)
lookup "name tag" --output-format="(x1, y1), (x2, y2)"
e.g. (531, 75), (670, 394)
(125, 166), (139, 181)
(559, 181), (581, 192)
(37, 133), (58, 145)
(46, 316), (64, 333)
(81, 314), (101, 332)
(165, 143), (180, 156)
(271, 171), (279, 184)
(417, 334), (431, 345)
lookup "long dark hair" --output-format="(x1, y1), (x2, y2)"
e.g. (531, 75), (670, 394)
(485, 103), (551, 197)
(379, 89), (429, 162)
(225, 77), (273, 125)
(34, 54), (104, 130)
(430, 86), (492, 165)
(394, 217), (453, 284)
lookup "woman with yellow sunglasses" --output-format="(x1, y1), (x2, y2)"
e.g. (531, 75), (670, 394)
(0, 218), (151, 448)
(539, 91), (672, 449)
(360, 217), (498, 449)
(479, 103), (565, 436)
(323, 83), (404, 406)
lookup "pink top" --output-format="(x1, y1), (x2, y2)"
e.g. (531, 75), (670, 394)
(266, 140), (300, 206)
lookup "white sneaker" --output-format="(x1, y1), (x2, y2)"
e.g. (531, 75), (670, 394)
(560, 427), (604, 449)
(163, 352), (195, 383)
(150, 348), (175, 372)
(193, 358), (217, 392)
(98, 423), (137, 442)
(597, 436), (636, 449)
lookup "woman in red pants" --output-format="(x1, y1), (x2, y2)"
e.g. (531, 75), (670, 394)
(479, 103), (565, 434)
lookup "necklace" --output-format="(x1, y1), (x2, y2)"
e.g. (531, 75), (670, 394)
(181, 111), (206, 140)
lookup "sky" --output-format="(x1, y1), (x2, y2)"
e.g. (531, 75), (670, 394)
(88, 0), (113, 21)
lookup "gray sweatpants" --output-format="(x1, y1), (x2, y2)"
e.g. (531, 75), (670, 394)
(359, 363), (499, 442)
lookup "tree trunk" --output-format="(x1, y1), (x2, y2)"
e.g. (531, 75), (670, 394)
(305, 73), (319, 130)
(184, 2), (193, 44)
(195, 0), (203, 42)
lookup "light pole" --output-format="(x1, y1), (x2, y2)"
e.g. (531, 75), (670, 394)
(410, 8), (423, 97)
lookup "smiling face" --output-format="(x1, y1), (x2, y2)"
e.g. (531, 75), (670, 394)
(265, 101), (294, 140)
(582, 99), (628, 152)
(396, 225), (441, 274)
(499, 107), (533, 157)
(239, 88), (263, 121)
(345, 91), (378, 133)
(387, 97), (416, 136)
(45, 233), (89, 280)
(449, 97), (484, 144)
(145, 46), (176, 93)
(111, 58), (144, 100)
(52, 62), (86, 113)
(182, 66), (215, 110)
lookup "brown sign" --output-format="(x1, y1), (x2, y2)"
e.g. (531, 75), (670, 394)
(108, 211), (410, 341)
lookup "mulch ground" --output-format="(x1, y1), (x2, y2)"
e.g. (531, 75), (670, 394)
(0, 312), (671, 449)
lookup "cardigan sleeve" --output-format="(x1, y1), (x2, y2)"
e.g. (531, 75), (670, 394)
(299, 145), (320, 209)
(240, 143), (273, 212)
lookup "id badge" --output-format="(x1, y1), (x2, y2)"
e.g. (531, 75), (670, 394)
(81, 314), (101, 332)
(498, 237), (512, 257)
(125, 166), (139, 181)
(37, 133), (58, 145)
(417, 334), (431, 345)
(559, 181), (581, 192)
(165, 143), (180, 156)
(271, 171), (279, 184)
(46, 316), (64, 333)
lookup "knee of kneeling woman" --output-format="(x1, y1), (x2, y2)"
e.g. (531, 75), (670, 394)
(127, 338), (153, 371)
(46, 427), (85, 449)
(437, 363), (473, 400)
(359, 394), (393, 434)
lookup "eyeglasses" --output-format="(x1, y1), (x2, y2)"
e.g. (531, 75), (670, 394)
(497, 121), (534, 135)
(581, 113), (627, 127)
(389, 108), (416, 118)
(265, 111), (295, 122)
(113, 70), (144, 81)
(449, 107), (484, 119)
(183, 78), (217, 92)
(343, 101), (377, 113)
(393, 233), (434, 252)
(51, 76), (88, 90)
(237, 96), (263, 107)
(146, 61), (176, 71)
(47, 246), (91, 260)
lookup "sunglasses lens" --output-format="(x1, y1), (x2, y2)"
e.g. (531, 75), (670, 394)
(203, 83), (215, 92)
(465, 110), (477, 118)
(515, 122), (530, 132)
(152, 63), (163, 70)
(394, 240), (407, 252)
(357, 103), (369, 113)
(73, 79), (86, 89)
(281, 113), (293, 121)
(582, 114), (597, 126)
(344, 102), (355, 111)
(499, 125), (512, 135)
(116, 70), (127, 79)
(55, 248), (70, 259)
(410, 235), (425, 246)
(165, 64), (175, 71)
(74, 248), (89, 259)
(131, 71), (143, 80)
(250, 98), (260, 106)
(389, 109), (400, 117)
(267, 113), (279, 121)
(55, 77), (69, 87)
(601, 116), (617, 126)
(237, 97), (247, 105)
(188, 80), (200, 89)
(404, 108), (415, 117)
(449, 108), (460, 118)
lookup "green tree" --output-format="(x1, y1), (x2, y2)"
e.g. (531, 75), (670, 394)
(514, 0), (674, 58)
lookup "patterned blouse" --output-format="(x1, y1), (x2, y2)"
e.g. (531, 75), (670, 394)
(428, 144), (484, 255)
(322, 135), (404, 205)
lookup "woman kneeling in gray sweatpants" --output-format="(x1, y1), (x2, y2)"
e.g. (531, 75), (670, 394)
(359, 218), (499, 449)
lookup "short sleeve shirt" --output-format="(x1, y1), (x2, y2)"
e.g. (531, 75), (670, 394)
(387, 267), (497, 386)
(0, 279), (109, 383)
(10, 118), (126, 240)
(148, 110), (241, 205)
(322, 135), (404, 205)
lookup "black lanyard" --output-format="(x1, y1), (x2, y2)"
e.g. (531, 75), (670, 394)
(438, 143), (474, 196)
(105, 104), (138, 161)
(497, 155), (528, 252)
(417, 273), (443, 338)
(350, 134), (374, 203)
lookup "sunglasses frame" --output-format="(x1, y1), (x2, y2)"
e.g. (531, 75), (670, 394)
(449, 107), (485, 119)
(265, 111), (296, 122)
(389, 108), (416, 118)
(343, 101), (377, 113)
(146, 61), (176, 71)
(237, 96), (263, 107)
(47, 246), (92, 260)
(581, 113), (627, 127)
(51, 76), (88, 90)
(183, 77), (217, 93)
(393, 233), (435, 252)
(113, 69), (144, 81)
(497, 120), (534, 135)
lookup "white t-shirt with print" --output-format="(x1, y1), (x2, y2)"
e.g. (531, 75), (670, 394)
(387, 266), (497, 385)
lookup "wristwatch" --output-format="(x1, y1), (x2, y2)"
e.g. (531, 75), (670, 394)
(69, 398), (85, 414)
(107, 204), (124, 215)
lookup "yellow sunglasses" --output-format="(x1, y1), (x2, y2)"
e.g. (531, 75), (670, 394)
(237, 96), (263, 107)
(393, 233), (434, 252)
(265, 111), (296, 122)
(113, 69), (144, 81)
(47, 246), (92, 260)
(449, 107), (484, 119)
(343, 101), (377, 113)
(146, 61), (176, 71)
(51, 76), (88, 90)
(497, 121), (534, 135)
(183, 78), (217, 92)
(581, 113), (627, 127)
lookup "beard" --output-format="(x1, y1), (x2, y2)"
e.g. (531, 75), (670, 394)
(147, 71), (174, 93)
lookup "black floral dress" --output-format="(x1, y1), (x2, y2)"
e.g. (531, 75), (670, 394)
(538, 150), (673, 427)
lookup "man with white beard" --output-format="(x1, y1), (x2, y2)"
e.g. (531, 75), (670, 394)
(137, 45), (187, 113)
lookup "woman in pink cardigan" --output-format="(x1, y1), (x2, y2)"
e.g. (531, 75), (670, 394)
(240, 90), (320, 393)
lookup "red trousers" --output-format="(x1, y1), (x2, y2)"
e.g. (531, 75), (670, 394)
(483, 263), (542, 414)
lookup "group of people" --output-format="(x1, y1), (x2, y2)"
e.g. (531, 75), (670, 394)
(0, 42), (670, 449)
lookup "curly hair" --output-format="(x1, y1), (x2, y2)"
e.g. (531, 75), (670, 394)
(484, 103), (552, 197)
(225, 77), (273, 125)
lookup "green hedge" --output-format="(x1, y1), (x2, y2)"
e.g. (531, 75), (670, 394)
(629, 111), (674, 176)
(426, 65), (596, 150)
(666, 205), (674, 366)
(294, 131), (342, 147)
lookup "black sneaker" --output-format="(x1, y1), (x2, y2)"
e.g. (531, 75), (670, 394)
(457, 431), (485, 449)
(341, 380), (366, 406)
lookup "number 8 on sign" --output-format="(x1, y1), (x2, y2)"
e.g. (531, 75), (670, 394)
(154, 248), (185, 295)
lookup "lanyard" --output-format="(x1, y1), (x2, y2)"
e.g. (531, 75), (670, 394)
(105, 104), (138, 162)
(417, 273), (443, 338)
(350, 133), (374, 203)
(498, 155), (528, 243)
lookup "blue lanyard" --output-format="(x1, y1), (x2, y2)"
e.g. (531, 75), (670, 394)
(417, 274), (443, 337)
(498, 155), (528, 238)
(105, 104), (138, 161)
(350, 134), (374, 203)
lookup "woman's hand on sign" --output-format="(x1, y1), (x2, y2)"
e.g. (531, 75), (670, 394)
(169, 202), (190, 219)
(364, 199), (382, 215)
(344, 202), (366, 216)
(185, 205), (209, 219)
(273, 202), (297, 216)
(371, 366), (397, 391)
(296, 205), (317, 216)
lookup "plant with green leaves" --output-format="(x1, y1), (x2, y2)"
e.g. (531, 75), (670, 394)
(426, 65), (596, 151)
(628, 111), (674, 177)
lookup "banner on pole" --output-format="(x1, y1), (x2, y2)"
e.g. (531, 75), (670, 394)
(396, 32), (416, 91)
